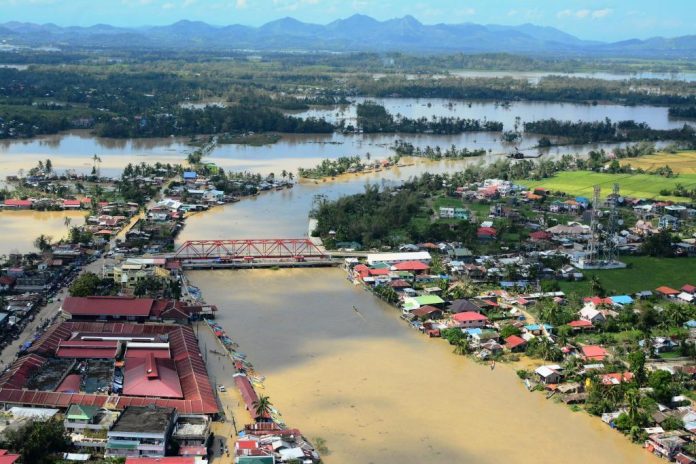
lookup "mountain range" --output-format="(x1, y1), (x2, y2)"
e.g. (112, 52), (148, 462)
(1, 14), (695, 57)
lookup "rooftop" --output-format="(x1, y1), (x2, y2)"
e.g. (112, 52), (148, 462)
(110, 406), (176, 434)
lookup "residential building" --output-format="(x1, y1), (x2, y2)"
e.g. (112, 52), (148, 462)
(106, 406), (177, 458)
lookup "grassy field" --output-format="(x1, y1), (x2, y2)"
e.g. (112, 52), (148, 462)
(558, 256), (696, 296)
(519, 171), (696, 202)
(621, 150), (696, 174)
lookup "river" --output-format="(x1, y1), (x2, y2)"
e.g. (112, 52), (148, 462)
(188, 268), (659, 464)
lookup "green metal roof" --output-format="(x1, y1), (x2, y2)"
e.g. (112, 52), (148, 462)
(238, 457), (274, 464)
(107, 440), (139, 449)
(66, 404), (99, 421)
(413, 295), (445, 306)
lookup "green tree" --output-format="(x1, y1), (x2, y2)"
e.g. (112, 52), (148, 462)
(499, 325), (522, 339)
(628, 350), (647, 386)
(648, 370), (675, 404)
(1, 418), (70, 464)
(69, 272), (101, 297)
(33, 234), (53, 253)
(253, 395), (273, 421)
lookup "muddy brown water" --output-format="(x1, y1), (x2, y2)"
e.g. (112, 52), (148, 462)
(189, 268), (660, 464)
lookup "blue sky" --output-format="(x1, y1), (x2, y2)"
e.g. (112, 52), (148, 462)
(0, 0), (693, 41)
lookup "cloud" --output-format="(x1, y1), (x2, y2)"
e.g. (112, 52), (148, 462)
(557, 8), (612, 20)
(236, 0), (247, 8)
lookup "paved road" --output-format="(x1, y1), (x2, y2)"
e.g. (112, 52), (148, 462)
(0, 256), (109, 368)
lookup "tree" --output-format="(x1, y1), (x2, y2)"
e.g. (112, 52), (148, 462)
(590, 275), (605, 296)
(69, 272), (101, 297)
(253, 395), (273, 420)
(648, 370), (675, 404)
(641, 230), (675, 257)
(628, 350), (647, 386)
(63, 216), (72, 230)
(45, 158), (52, 174)
(499, 325), (522, 339)
(1, 418), (70, 464)
(33, 234), (53, 253)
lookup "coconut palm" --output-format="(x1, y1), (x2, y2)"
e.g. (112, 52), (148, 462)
(64, 217), (72, 230)
(253, 395), (273, 420)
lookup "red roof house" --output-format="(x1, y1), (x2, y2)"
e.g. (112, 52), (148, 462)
(411, 305), (443, 319)
(504, 335), (527, 351)
(126, 458), (195, 464)
(392, 260), (430, 272)
(568, 319), (594, 330)
(529, 231), (552, 241)
(681, 284), (696, 294)
(62, 199), (82, 208)
(582, 345), (609, 361)
(452, 311), (489, 328)
(477, 227), (497, 239)
(123, 353), (183, 399)
(3, 199), (32, 208)
(601, 372), (634, 386)
(0, 451), (20, 464)
(656, 286), (680, 297)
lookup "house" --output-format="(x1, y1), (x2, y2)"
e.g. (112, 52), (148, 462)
(392, 260), (430, 274)
(646, 432), (688, 460)
(609, 295), (633, 306)
(504, 335), (527, 352)
(601, 372), (634, 386)
(182, 171), (197, 181)
(447, 299), (482, 314)
(656, 286), (681, 299)
(582, 345), (609, 361)
(682, 284), (696, 295)
(3, 199), (33, 209)
(529, 231), (552, 242)
(477, 227), (497, 240)
(568, 319), (594, 331)
(411, 305), (443, 320)
(535, 365), (563, 384)
(106, 406), (177, 458)
(659, 214), (680, 231)
(125, 458), (196, 464)
(579, 306), (606, 324)
(171, 415), (211, 459)
(366, 252), (431, 266)
(402, 295), (445, 312)
(452, 311), (489, 328)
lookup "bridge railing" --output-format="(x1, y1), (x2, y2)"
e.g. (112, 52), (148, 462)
(172, 239), (328, 260)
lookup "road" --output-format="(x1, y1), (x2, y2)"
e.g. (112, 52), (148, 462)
(0, 255), (110, 368)
(194, 321), (249, 464)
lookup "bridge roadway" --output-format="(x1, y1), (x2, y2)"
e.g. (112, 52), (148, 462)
(160, 239), (368, 269)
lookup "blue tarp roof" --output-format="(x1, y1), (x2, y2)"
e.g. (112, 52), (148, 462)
(465, 328), (483, 336)
(183, 171), (197, 179)
(610, 295), (634, 305)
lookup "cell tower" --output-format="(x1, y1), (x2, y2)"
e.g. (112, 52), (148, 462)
(602, 183), (620, 263)
(587, 185), (601, 264)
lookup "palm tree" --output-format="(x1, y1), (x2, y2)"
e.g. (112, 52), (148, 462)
(64, 217), (72, 230)
(453, 339), (470, 356)
(253, 395), (273, 421)
(281, 169), (288, 180)
(590, 275), (604, 296)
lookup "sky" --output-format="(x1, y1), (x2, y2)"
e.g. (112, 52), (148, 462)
(0, 0), (693, 42)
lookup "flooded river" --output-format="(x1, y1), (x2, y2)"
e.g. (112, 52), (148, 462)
(189, 268), (659, 464)
(0, 210), (85, 256)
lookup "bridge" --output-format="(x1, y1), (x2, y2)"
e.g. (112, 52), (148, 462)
(169, 239), (346, 269)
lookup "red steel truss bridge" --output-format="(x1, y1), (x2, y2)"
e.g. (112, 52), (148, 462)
(171, 239), (328, 261)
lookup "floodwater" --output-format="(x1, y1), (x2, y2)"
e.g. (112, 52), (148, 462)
(449, 70), (696, 83)
(291, 97), (693, 130)
(0, 209), (85, 256)
(0, 128), (666, 179)
(189, 268), (659, 464)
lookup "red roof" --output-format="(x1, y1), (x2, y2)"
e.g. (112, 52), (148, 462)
(3, 199), (32, 207)
(56, 340), (119, 358)
(601, 372), (634, 385)
(123, 355), (183, 399)
(63, 199), (81, 207)
(681, 284), (696, 294)
(389, 279), (411, 288)
(393, 260), (430, 271)
(477, 227), (497, 236)
(234, 374), (262, 420)
(126, 459), (195, 464)
(368, 268), (390, 276)
(179, 445), (207, 457)
(582, 345), (608, 361)
(236, 440), (259, 450)
(656, 286), (680, 296)
(0, 322), (218, 415)
(62, 296), (156, 318)
(505, 335), (527, 349)
(529, 231), (551, 241)
(568, 320), (593, 328)
(55, 374), (82, 393)
(453, 311), (489, 323)
(0, 276), (15, 286)
(583, 296), (613, 306)
(411, 305), (441, 318)
(0, 451), (20, 464)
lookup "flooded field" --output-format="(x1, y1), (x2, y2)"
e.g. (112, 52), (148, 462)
(189, 268), (660, 464)
(290, 97), (693, 130)
(0, 209), (86, 255)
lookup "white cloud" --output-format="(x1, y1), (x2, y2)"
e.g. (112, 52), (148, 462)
(592, 8), (612, 19)
(456, 7), (476, 17)
(236, 0), (247, 8)
(557, 8), (612, 20)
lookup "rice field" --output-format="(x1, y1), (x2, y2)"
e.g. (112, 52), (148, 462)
(620, 150), (696, 174)
(519, 171), (696, 202)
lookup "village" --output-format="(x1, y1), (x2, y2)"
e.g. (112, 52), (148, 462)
(335, 175), (696, 463)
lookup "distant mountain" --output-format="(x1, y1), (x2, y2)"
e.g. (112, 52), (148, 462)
(1, 14), (695, 58)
